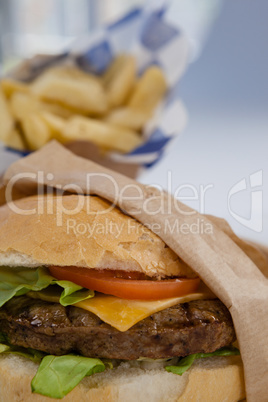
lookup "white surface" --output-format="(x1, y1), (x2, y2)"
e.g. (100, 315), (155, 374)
(140, 110), (268, 245)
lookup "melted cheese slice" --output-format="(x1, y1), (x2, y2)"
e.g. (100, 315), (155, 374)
(75, 291), (215, 332)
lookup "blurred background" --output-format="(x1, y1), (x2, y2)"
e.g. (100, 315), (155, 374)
(0, 0), (267, 245)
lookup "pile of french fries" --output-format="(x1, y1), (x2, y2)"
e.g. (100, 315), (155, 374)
(0, 54), (167, 154)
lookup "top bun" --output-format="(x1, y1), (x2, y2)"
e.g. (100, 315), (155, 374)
(0, 195), (195, 278)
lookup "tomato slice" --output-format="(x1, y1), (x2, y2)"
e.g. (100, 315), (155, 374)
(49, 266), (200, 300)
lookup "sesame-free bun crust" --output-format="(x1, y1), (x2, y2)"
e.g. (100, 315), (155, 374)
(0, 195), (195, 278)
(0, 354), (245, 402)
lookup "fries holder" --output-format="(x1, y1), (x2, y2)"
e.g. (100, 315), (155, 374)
(1, 0), (219, 178)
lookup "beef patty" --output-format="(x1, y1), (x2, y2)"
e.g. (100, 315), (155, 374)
(0, 296), (235, 360)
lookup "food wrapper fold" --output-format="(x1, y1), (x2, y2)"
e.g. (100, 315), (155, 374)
(2, 141), (268, 402)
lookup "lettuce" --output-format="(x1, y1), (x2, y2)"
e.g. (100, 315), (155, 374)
(0, 266), (94, 308)
(165, 347), (240, 375)
(0, 344), (9, 353)
(57, 281), (94, 306)
(0, 342), (44, 363)
(31, 355), (106, 399)
(0, 339), (108, 399)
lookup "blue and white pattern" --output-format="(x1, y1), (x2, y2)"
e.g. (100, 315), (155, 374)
(2, 0), (191, 171)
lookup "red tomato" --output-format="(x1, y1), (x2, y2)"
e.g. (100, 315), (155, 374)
(49, 266), (200, 300)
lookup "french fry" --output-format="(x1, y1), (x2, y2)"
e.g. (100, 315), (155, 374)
(39, 111), (66, 141)
(62, 116), (142, 153)
(128, 66), (167, 114)
(4, 129), (26, 151)
(0, 88), (14, 143)
(41, 101), (74, 119)
(10, 92), (73, 121)
(52, 66), (102, 84)
(2, 57), (168, 155)
(21, 113), (52, 150)
(103, 55), (136, 108)
(1, 78), (29, 98)
(31, 66), (108, 115)
(10, 93), (44, 121)
(105, 107), (150, 131)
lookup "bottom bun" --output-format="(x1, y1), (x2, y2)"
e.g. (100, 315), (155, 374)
(0, 354), (245, 402)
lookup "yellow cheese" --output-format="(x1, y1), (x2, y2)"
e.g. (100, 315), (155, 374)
(75, 291), (215, 332)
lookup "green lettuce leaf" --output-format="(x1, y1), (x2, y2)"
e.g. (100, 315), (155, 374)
(0, 340), (109, 399)
(165, 347), (240, 376)
(31, 355), (106, 399)
(0, 266), (94, 308)
(0, 343), (9, 353)
(0, 342), (44, 363)
(56, 281), (94, 307)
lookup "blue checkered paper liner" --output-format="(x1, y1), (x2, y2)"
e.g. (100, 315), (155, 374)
(2, 0), (191, 169)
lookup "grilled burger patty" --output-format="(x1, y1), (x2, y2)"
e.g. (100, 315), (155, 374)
(0, 296), (235, 360)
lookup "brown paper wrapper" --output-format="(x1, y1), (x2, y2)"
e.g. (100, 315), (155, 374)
(65, 141), (140, 179)
(2, 141), (268, 401)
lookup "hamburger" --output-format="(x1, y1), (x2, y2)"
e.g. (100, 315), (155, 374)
(0, 194), (245, 401)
